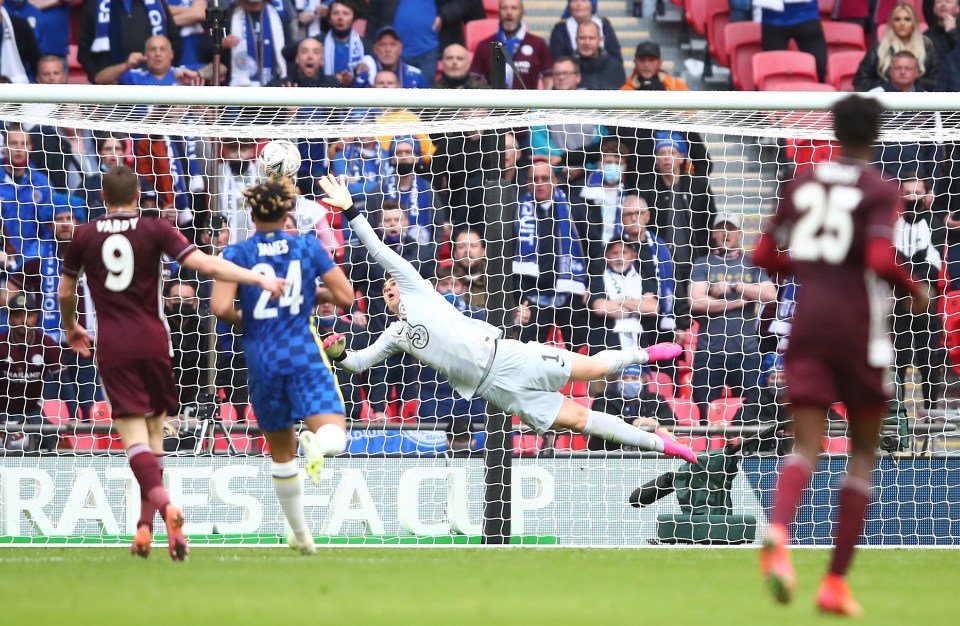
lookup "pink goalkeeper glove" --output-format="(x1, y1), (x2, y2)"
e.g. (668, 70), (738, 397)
(323, 333), (347, 361)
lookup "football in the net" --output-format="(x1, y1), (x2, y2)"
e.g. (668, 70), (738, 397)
(260, 139), (302, 180)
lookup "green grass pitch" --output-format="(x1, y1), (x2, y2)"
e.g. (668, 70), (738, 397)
(1, 547), (955, 625)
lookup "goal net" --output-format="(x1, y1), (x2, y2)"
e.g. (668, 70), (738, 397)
(1, 87), (958, 547)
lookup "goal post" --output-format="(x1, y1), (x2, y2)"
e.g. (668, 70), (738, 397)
(1, 85), (959, 547)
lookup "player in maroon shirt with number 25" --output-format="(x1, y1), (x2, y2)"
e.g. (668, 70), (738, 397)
(59, 166), (286, 561)
(752, 96), (930, 617)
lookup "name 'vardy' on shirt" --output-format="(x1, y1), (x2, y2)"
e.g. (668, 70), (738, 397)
(96, 218), (139, 233)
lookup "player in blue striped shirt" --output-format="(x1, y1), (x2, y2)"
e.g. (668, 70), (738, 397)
(212, 178), (354, 555)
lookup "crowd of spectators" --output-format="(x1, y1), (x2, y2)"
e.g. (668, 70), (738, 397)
(0, 0), (953, 453)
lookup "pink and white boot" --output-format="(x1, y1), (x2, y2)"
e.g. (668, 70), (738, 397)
(644, 342), (683, 363)
(657, 428), (699, 465)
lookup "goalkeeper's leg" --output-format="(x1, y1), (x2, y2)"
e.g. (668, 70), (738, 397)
(566, 343), (683, 382)
(550, 398), (698, 464)
(264, 427), (316, 555)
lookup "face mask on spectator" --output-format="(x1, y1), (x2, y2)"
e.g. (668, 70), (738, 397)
(227, 159), (244, 175)
(317, 315), (338, 328)
(332, 26), (352, 38)
(602, 163), (622, 184)
(384, 231), (402, 245)
(395, 161), (415, 176)
(620, 380), (644, 400)
(166, 302), (197, 319)
(903, 199), (926, 217)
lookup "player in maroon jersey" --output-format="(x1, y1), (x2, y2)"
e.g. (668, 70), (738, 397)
(58, 166), (286, 561)
(752, 95), (930, 616)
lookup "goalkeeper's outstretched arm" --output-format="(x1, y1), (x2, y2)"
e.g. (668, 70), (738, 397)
(323, 328), (402, 374)
(318, 174), (426, 294)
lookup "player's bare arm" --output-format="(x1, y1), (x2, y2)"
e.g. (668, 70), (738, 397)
(689, 280), (745, 313)
(181, 249), (287, 298)
(314, 267), (355, 309)
(57, 273), (92, 357)
(211, 279), (242, 326)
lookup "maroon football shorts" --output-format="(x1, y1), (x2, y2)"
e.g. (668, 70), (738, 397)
(98, 356), (179, 419)
(784, 349), (891, 412)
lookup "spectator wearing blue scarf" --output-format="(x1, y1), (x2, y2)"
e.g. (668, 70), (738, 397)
(382, 136), (434, 245)
(79, 0), (181, 84)
(514, 162), (591, 352)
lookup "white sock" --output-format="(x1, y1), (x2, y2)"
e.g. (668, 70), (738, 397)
(272, 460), (309, 538)
(581, 411), (664, 452)
(315, 423), (347, 456)
(593, 348), (649, 375)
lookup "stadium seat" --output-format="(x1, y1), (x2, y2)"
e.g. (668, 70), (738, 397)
(686, 0), (710, 36)
(821, 21), (866, 55)
(464, 18), (499, 54)
(553, 432), (588, 451)
(483, 0), (499, 19)
(753, 50), (818, 90)
(647, 370), (676, 401)
(91, 401), (123, 450)
(785, 137), (839, 174)
(826, 50), (864, 91)
(353, 19), (367, 37)
(668, 397), (707, 452)
(514, 432), (544, 456)
(42, 400), (75, 450)
(67, 45), (88, 84)
(766, 80), (837, 91)
(818, 0), (835, 14)
(705, 0), (732, 66)
(725, 21), (763, 90)
(707, 396), (742, 450)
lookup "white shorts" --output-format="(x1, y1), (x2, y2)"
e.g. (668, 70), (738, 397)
(477, 339), (572, 433)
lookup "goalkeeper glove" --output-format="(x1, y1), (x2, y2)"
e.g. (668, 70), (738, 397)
(318, 174), (359, 220)
(323, 333), (347, 362)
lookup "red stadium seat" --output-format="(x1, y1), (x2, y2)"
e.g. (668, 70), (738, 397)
(766, 80), (837, 91)
(686, 0), (710, 37)
(67, 44), (89, 84)
(514, 432), (544, 456)
(725, 21), (763, 90)
(648, 370), (676, 401)
(826, 50), (864, 91)
(91, 401), (123, 450)
(668, 397), (707, 452)
(483, 0), (499, 19)
(553, 433), (588, 451)
(785, 137), (839, 174)
(818, 0), (835, 14)
(822, 21), (866, 55)
(42, 400), (75, 450)
(705, 0), (732, 66)
(707, 396), (742, 450)
(353, 19), (367, 37)
(464, 18), (499, 54)
(753, 50), (818, 90)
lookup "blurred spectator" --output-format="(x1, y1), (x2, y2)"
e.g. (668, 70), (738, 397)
(134, 133), (204, 228)
(295, 0), (329, 38)
(854, 3), (940, 91)
(382, 136), (434, 244)
(587, 365), (676, 451)
(166, 0), (208, 68)
(573, 21), (624, 90)
(515, 161), (590, 352)
(116, 35), (202, 85)
(469, 0), (553, 89)
(163, 280), (207, 413)
(590, 237), (657, 350)
(0, 123), (54, 265)
(355, 26), (428, 88)
(223, 0), (288, 86)
(926, 0), (959, 61)
(549, 0), (621, 63)
(82, 134), (130, 219)
(331, 134), (389, 217)
(621, 41), (687, 91)
(30, 124), (97, 201)
(689, 213), (776, 425)
(372, 73), (436, 162)
(939, 40), (960, 89)
(617, 194), (678, 342)
(315, 300), (372, 421)
(347, 201), (435, 416)
(269, 35), (343, 86)
(430, 126), (499, 230)
(321, 0), (367, 85)
(529, 57), (603, 185)
(6, 209), (101, 423)
(894, 173), (944, 409)
(0, 293), (61, 452)
(870, 49), (925, 91)
(577, 138), (629, 255)
(35, 52), (65, 84)
(417, 265), (488, 450)
(451, 227), (487, 308)
(78, 0), (181, 85)
(365, 0), (484, 83)
(759, 0), (828, 82)
(434, 43), (488, 88)
(650, 130), (716, 282)
(0, 0), (39, 83)
(7, 0), (69, 59)
(217, 138), (260, 243)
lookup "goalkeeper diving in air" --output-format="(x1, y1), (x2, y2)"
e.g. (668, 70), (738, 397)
(317, 174), (697, 462)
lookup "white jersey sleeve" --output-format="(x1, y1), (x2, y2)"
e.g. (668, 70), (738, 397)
(338, 322), (403, 373)
(348, 214), (430, 296)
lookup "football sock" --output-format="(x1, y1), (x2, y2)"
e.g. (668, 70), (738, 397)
(582, 411), (664, 452)
(593, 349), (649, 375)
(770, 455), (814, 529)
(128, 443), (170, 518)
(137, 454), (164, 532)
(829, 475), (871, 577)
(315, 423), (347, 456)
(272, 460), (309, 538)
